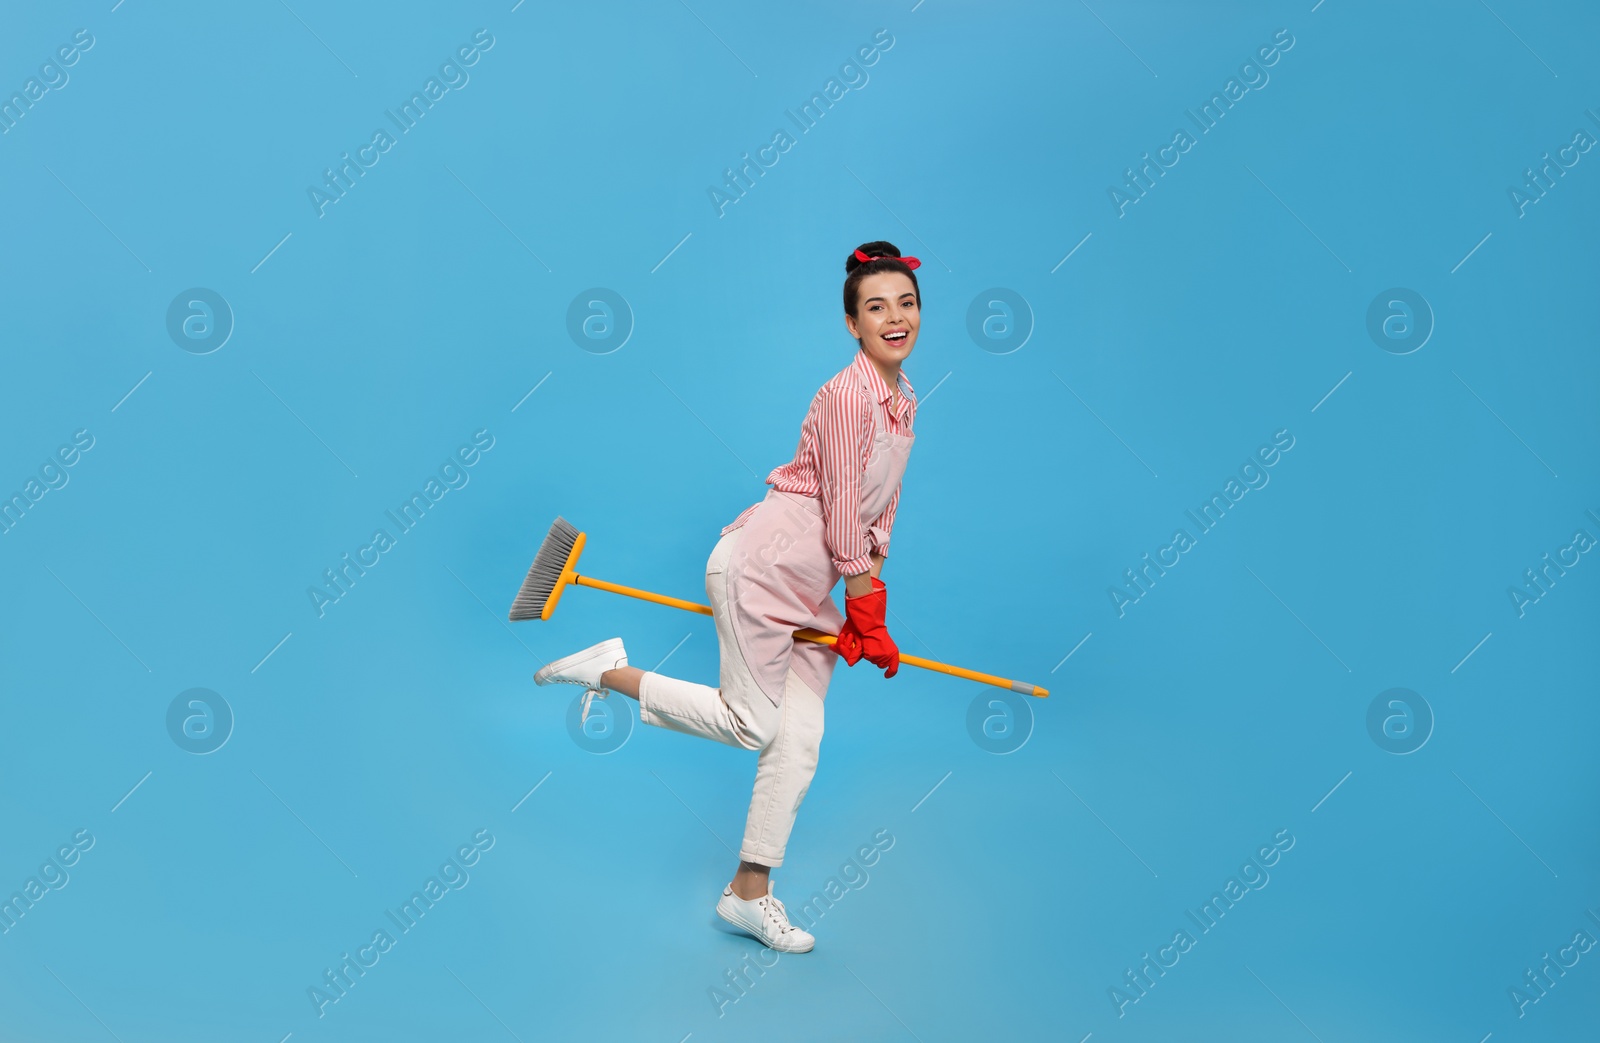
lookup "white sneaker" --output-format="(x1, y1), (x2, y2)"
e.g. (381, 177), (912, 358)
(716, 883), (815, 953)
(533, 637), (628, 724)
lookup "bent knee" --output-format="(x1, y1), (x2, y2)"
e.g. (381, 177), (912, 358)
(732, 703), (782, 751)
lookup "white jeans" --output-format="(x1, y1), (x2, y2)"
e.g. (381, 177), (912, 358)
(637, 530), (826, 867)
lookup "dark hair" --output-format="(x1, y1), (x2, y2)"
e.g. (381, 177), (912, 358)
(843, 240), (920, 319)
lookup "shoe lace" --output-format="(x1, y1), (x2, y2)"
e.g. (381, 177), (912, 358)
(760, 894), (796, 934)
(579, 688), (601, 725)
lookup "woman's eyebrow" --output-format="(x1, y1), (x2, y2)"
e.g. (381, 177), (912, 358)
(862, 292), (917, 304)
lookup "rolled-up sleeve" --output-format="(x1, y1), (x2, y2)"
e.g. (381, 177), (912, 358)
(816, 387), (874, 576)
(866, 482), (900, 557)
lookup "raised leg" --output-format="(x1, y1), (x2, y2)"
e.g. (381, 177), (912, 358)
(600, 666), (644, 700)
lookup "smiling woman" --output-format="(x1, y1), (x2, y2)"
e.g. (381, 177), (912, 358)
(533, 239), (924, 954)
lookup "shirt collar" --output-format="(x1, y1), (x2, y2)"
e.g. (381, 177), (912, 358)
(853, 350), (915, 420)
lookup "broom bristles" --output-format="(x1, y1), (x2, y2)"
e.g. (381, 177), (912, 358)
(509, 516), (581, 621)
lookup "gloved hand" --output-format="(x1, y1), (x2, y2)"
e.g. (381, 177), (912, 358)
(834, 623), (864, 666)
(835, 577), (899, 677)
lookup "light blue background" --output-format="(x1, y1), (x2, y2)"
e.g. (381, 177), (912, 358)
(2, 1), (1597, 1040)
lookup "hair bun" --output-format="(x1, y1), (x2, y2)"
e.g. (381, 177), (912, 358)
(845, 240), (902, 274)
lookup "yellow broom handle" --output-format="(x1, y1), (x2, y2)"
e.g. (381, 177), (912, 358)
(572, 573), (1048, 698)
(576, 574), (714, 617)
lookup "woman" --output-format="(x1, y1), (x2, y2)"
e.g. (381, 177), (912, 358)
(533, 240), (920, 952)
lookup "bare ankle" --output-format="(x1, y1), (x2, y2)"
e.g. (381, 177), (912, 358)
(602, 666), (642, 700)
(732, 860), (771, 899)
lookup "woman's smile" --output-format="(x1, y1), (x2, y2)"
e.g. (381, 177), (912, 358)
(849, 271), (920, 373)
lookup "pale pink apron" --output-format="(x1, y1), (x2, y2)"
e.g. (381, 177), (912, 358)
(722, 373), (914, 708)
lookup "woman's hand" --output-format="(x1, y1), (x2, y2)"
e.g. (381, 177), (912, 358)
(836, 575), (900, 677)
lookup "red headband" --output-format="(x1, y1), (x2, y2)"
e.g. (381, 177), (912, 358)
(854, 247), (921, 270)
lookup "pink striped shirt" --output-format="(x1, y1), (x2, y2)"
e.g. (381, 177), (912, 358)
(723, 350), (915, 576)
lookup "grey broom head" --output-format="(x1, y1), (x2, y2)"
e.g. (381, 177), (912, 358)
(508, 516), (581, 621)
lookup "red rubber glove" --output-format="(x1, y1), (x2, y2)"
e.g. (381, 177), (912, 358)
(836, 577), (899, 677)
(834, 622), (864, 666)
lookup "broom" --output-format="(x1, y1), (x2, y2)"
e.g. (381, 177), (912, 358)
(508, 516), (1048, 698)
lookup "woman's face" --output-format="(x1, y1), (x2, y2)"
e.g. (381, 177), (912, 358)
(846, 272), (919, 369)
